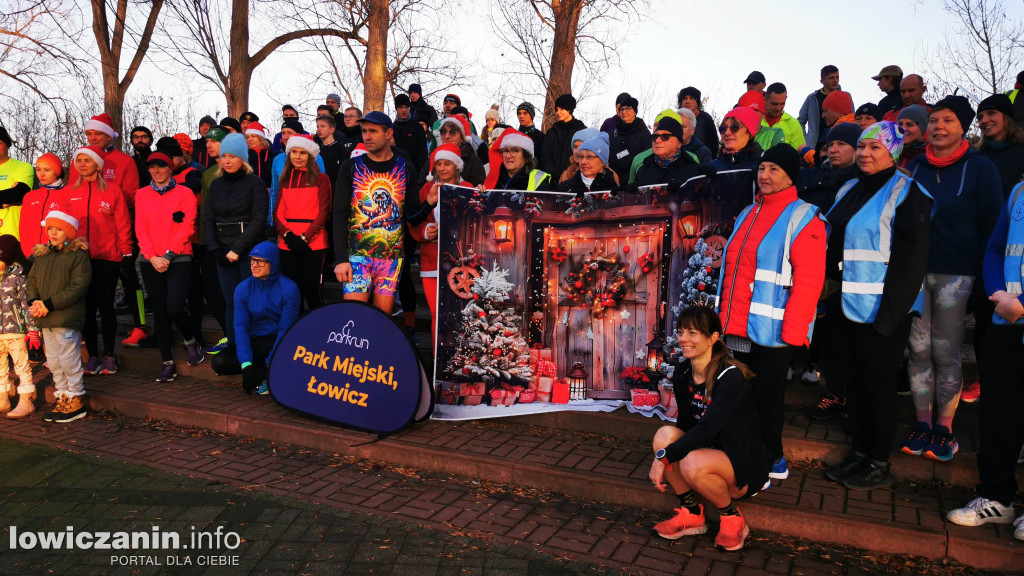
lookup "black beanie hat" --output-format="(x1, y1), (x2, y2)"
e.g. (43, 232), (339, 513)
(677, 86), (702, 108)
(653, 116), (683, 141)
(130, 125), (153, 139)
(240, 111), (259, 122)
(825, 122), (862, 149)
(759, 143), (801, 185)
(0, 127), (12, 148)
(517, 102), (536, 119)
(554, 94), (577, 113)
(199, 115), (216, 128)
(219, 116), (243, 134)
(0, 234), (21, 267)
(281, 118), (305, 133)
(930, 95), (975, 134)
(394, 94), (411, 108)
(155, 136), (183, 157)
(854, 103), (882, 121)
(621, 96), (639, 110)
(409, 83), (422, 95)
(450, 106), (470, 118)
(977, 93), (1015, 120)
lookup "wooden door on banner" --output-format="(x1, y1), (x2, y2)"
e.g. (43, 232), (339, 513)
(551, 227), (662, 399)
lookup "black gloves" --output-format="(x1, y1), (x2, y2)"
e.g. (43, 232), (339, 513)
(283, 232), (309, 253)
(172, 210), (185, 223)
(242, 364), (268, 395)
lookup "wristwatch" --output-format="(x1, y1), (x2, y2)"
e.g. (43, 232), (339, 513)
(655, 448), (671, 470)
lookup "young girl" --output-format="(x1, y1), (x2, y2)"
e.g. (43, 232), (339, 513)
(0, 234), (37, 418)
(649, 306), (768, 552)
(19, 153), (67, 260)
(409, 144), (468, 351)
(27, 211), (92, 423)
(274, 134), (331, 310)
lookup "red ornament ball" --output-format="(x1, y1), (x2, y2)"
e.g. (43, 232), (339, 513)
(472, 293), (479, 300)
(705, 267), (712, 274)
(698, 282), (706, 290)
(492, 348), (502, 357)
(462, 367), (470, 375)
(623, 245), (630, 253)
(477, 311), (486, 318)
(574, 281), (583, 289)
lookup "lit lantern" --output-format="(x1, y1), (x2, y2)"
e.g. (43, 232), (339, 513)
(680, 215), (698, 239)
(492, 205), (514, 246)
(566, 359), (589, 401)
(646, 334), (665, 373)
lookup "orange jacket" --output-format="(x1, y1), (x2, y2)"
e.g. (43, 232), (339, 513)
(63, 178), (133, 261)
(135, 182), (197, 260)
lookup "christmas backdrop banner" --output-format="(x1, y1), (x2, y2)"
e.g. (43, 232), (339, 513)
(269, 301), (433, 434)
(431, 172), (754, 421)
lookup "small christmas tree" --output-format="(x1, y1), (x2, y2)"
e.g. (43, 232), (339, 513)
(664, 236), (720, 366)
(445, 262), (534, 384)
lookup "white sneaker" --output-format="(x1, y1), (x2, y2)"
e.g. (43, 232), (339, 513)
(801, 369), (820, 383)
(946, 497), (1015, 526)
(1015, 514), (1024, 541)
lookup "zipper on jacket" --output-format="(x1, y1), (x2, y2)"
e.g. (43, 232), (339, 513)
(722, 196), (763, 333)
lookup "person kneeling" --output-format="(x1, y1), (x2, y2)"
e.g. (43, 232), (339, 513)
(211, 241), (300, 395)
(650, 306), (768, 552)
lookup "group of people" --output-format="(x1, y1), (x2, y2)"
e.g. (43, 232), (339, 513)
(0, 64), (1022, 552)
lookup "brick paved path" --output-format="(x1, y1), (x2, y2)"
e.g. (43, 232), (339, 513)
(0, 412), (1011, 575)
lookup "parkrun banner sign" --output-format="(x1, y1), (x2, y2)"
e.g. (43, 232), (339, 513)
(269, 302), (432, 434)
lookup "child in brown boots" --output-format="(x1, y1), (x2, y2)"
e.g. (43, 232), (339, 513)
(27, 212), (92, 423)
(0, 234), (37, 418)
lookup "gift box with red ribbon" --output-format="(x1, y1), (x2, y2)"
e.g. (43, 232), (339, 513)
(519, 389), (537, 403)
(459, 382), (485, 396)
(440, 389), (458, 405)
(630, 388), (660, 408)
(488, 386), (522, 407)
(536, 360), (556, 378)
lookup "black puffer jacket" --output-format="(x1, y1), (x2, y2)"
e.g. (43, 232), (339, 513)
(695, 112), (719, 159)
(709, 142), (763, 172)
(634, 151), (701, 188)
(797, 162), (859, 213)
(393, 117), (428, 174)
(540, 117), (587, 176)
(608, 117), (652, 179)
(203, 169), (268, 259)
(557, 169), (618, 193)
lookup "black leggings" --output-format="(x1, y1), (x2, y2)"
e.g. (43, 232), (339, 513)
(120, 245), (144, 328)
(279, 247), (325, 310)
(85, 259), (120, 358)
(734, 344), (795, 462)
(397, 238), (418, 313)
(188, 244), (225, 345)
(141, 260), (194, 362)
(976, 324), (1024, 505)
(211, 334), (276, 375)
(820, 294), (912, 463)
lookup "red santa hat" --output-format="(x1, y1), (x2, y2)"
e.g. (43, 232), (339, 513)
(74, 145), (106, 169)
(245, 122), (267, 138)
(483, 128), (535, 189)
(285, 133), (320, 157)
(426, 143), (464, 181)
(83, 113), (118, 139)
(438, 116), (471, 140)
(350, 143), (368, 158)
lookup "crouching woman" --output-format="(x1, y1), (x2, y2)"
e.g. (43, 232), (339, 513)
(649, 305), (768, 552)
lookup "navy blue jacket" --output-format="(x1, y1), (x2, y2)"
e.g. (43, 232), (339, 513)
(234, 241), (301, 366)
(908, 148), (1003, 276)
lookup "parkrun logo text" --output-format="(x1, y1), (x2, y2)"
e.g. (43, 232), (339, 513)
(9, 526), (240, 550)
(326, 320), (370, 349)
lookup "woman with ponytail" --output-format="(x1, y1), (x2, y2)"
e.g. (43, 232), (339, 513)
(649, 305), (768, 552)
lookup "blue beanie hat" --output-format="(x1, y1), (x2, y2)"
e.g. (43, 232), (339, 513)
(579, 132), (610, 165)
(219, 133), (249, 161)
(572, 128), (600, 145)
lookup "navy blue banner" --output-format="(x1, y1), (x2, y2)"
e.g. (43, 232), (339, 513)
(268, 301), (431, 434)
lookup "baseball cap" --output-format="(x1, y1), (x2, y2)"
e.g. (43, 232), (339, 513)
(743, 71), (766, 85)
(358, 111), (393, 129)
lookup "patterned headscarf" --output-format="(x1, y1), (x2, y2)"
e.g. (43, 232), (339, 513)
(858, 121), (904, 161)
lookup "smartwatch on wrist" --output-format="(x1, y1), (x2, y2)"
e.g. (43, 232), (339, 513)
(163, 250), (176, 261)
(655, 448), (671, 470)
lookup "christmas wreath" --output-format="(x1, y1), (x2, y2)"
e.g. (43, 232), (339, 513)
(562, 253), (630, 317)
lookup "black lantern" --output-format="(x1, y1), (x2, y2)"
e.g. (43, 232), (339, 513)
(492, 205), (514, 246)
(566, 358), (588, 401)
(646, 333), (665, 373)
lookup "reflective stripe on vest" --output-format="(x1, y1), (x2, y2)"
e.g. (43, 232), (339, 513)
(829, 172), (914, 323)
(719, 199), (821, 347)
(995, 182), (1024, 325)
(527, 169), (550, 191)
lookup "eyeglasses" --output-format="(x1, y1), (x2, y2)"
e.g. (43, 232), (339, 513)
(250, 257), (270, 267)
(651, 133), (674, 142)
(577, 153), (600, 161)
(619, 106), (635, 112)
(439, 128), (461, 135)
(500, 147), (522, 156)
(718, 122), (743, 135)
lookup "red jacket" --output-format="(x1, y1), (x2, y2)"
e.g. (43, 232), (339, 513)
(20, 187), (70, 259)
(63, 178), (133, 262)
(68, 148), (140, 210)
(273, 168), (332, 251)
(135, 182), (197, 260)
(718, 186), (826, 347)
(409, 180), (466, 277)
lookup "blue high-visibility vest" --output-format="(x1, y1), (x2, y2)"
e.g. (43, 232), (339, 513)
(993, 182), (1024, 326)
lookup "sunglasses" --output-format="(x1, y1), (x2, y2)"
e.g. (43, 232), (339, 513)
(250, 257), (270, 267)
(718, 122), (743, 135)
(439, 128), (461, 135)
(651, 133), (675, 142)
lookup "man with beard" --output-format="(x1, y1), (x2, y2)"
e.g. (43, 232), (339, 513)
(130, 126), (154, 187)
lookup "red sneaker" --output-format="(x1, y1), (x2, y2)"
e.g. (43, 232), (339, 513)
(122, 327), (147, 347)
(653, 505), (707, 539)
(715, 512), (750, 551)
(961, 381), (980, 403)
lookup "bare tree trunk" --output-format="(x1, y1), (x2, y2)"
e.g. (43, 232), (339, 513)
(226, 0), (252, 117)
(542, 0), (582, 131)
(362, 0), (389, 113)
